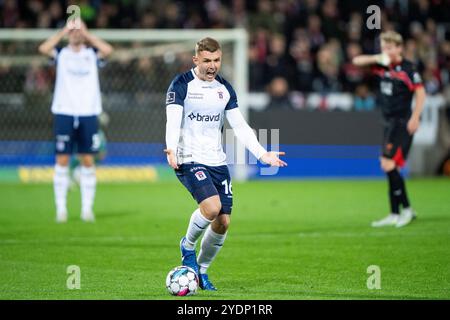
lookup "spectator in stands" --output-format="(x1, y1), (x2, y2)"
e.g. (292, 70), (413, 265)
(346, 12), (362, 44)
(417, 33), (437, 64)
(133, 57), (154, 94)
(265, 77), (295, 110)
(353, 84), (375, 112)
(307, 15), (326, 54)
(410, 0), (431, 25)
(248, 0), (279, 33)
(231, 0), (247, 28)
(404, 39), (419, 64)
(48, 1), (64, 28)
(157, 2), (183, 29)
(1, 0), (20, 28)
(422, 58), (442, 95)
(320, 0), (342, 40)
(249, 43), (267, 91)
(37, 10), (51, 28)
(25, 59), (51, 93)
(313, 44), (342, 94)
(438, 41), (450, 88)
(341, 42), (365, 92)
(289, 34), (315, 92)
(265, 33), (295, 85)
(95, 11), (110, 29)
(1, 0), (449, 100)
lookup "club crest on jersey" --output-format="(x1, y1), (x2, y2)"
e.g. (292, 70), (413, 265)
(166, 91), (175, 104)
(218, 91), (223, 99)
(194, 170), (207, 181)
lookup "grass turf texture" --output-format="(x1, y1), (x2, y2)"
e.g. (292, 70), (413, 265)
(0, 179), (449, 300)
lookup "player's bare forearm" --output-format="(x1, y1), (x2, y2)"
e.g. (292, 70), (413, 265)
(352, 55), (378, 67)
(38, 29), (67, 57)
(352, 54), (390, 67)
(82, 29), (114, 58)
(408, 86), (426, 134)
(412, 87), (426, 120)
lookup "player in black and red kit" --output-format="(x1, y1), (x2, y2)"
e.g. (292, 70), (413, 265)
(353, 31), (426, 227)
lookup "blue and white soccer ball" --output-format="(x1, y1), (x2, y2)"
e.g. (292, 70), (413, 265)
(166, 266), (199, 296)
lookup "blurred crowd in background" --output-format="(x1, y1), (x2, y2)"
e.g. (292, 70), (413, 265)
(1, 0), (450, 112)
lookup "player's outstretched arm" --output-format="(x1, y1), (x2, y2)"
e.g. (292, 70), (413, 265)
(260, 151), (287, 167)
(79, 21), (114, 58)
(164, 105), (183, 169)
(352, 53), (391, 67)
(225, 108), (287, 167)
(408, 86), (426, 134)
(38, 26), (70, 57)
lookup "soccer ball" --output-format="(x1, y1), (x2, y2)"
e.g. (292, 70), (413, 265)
(166, 266), (199, 296)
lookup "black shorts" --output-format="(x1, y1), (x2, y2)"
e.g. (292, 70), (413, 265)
(382, 119), (413, 167)
(175, 162), (233, 214)
(54, 115), (100, 154)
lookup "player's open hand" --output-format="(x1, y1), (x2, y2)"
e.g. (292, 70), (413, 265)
(164, 149), (179, 170)
(260, 151), (287, 167)
(407, 116), (420, 135)
(66, 18), (82, 31)
(78, 20), (88, 35)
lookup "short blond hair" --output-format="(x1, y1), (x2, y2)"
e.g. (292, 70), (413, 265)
(195, 37), (221, 55)
(380, 31), (403, 46)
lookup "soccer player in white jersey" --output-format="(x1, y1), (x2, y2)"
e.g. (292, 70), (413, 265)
(165, 37), (287, 290)
(38, 19), (113, 223)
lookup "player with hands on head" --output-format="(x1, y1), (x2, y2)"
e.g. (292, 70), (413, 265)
(38, 18), (113, 223)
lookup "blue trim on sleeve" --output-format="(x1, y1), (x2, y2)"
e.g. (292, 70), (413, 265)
(89, 47), (106, 68)
(52, 47), (63, 65)
(216, 75), (238, 110)
(166, 71), (194, 107)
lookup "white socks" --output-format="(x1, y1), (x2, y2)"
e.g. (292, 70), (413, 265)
(197, 226), (227, 274)
(54, 164), (96, 221)
(182, 209), (228, 274)
(54, 164), (69, 215)
(80, 166), (96, 214)
(184, 208), (212, 250)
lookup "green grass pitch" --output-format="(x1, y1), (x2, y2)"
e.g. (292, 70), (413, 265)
(0, 178), (449, 299)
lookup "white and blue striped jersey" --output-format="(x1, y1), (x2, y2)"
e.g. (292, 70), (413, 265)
(166, 69), (238, 166)
(51, 45), (102, 116)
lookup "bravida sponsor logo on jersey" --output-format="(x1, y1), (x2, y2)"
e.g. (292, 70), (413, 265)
(187, 112), (220, 122)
